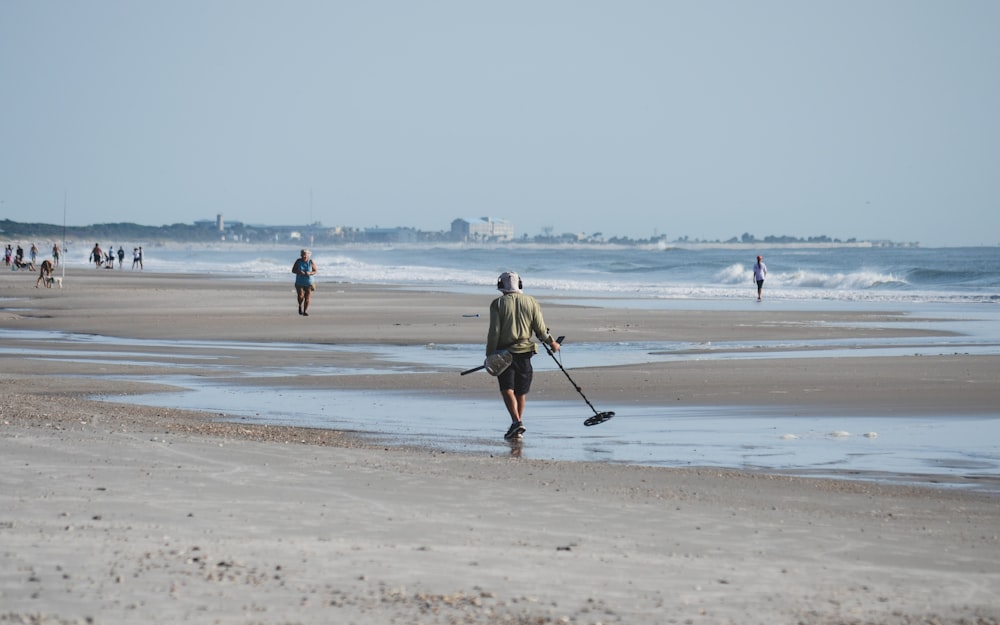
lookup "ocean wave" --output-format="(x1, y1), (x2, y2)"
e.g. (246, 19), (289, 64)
(71, 245), (998, 305)
(908, 267), (998, 287)
(714, 263), (908, 290)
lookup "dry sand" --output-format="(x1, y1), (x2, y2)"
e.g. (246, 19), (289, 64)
(1, 270), (998, 624)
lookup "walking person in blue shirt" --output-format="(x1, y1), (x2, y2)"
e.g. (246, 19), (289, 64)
(292, 248), (318, 316)
(752, 255), (767, 301)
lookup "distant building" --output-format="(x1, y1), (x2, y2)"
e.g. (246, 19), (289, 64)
(451, 217), (514, 242)
(363, 227), (418, 243)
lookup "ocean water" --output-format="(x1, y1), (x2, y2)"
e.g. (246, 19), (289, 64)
(68, 242), (1000, 304)
(30, 243), (1000, 490)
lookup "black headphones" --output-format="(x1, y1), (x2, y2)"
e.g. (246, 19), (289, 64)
(497, 273), (523, 291)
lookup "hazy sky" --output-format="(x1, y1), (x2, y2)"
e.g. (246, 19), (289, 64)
(2, 1), (998, 246)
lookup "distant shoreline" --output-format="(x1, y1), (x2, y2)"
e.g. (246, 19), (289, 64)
(134, 239), (922, 251)
(2, 235), (930, 251)
(2, 218), (923, 248)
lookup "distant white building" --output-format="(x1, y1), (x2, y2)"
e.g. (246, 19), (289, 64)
(451, 217), (514, 242)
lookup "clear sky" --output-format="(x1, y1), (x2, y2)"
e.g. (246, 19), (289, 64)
(2, 1), (997, 246)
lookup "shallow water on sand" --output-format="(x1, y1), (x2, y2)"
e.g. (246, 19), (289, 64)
(102, 379), (1000, 491)
(6, 305), (1000, 493)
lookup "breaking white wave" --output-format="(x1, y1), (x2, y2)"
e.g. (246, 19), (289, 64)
(65, 243), (999, 305)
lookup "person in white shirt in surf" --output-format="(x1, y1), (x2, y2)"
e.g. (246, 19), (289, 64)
(752, 255), (767, 301)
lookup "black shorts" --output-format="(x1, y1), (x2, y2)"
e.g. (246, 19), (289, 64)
(497, 351), (533, 395)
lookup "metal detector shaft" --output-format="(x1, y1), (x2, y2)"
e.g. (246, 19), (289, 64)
(460, 365), (485, 376)
(543, 339), (604, 417)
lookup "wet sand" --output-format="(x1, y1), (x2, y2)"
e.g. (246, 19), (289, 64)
(1, 270), (998, 624)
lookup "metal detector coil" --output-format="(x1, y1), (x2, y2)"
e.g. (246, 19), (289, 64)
(543, 337), (615, 427)
(584, 411), (615, 426)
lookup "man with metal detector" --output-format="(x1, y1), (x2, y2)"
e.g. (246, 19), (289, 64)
(487, 271), (560, 441)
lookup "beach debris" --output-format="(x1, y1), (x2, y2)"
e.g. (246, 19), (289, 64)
(863, 431), (878, 438)
(780, 434), (799, 440)
(830, 430), (851, 438)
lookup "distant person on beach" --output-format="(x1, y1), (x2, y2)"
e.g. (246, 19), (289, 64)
(13, 254), (33, 271)
(132, 248), (141, 270)
(12, 245), (33, 270)
(52, 243), (60, 267)
(90, 243), (103, 268)
(35, 259), (54, 288)
(486, 271), (560, 441)
(752, 255), (767, 301)
(117, 246), (125, 268)
(292, 248), (317, 316)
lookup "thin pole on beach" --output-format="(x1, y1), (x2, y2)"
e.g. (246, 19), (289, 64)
(62, 191), (67, 280)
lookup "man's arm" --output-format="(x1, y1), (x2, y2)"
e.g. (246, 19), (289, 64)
(486, 300), (500, 355)
(531, 300), (559, 352)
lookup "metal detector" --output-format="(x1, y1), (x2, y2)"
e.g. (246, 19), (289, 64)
(544, 337), (615, 427)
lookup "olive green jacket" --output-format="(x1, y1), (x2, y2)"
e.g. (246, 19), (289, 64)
(486, 293), (553, 355)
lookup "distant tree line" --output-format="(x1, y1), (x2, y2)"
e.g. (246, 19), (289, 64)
(729, 232), (859, 244)
(1, 218), (900, 247)
(0, 219), (220, 243)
